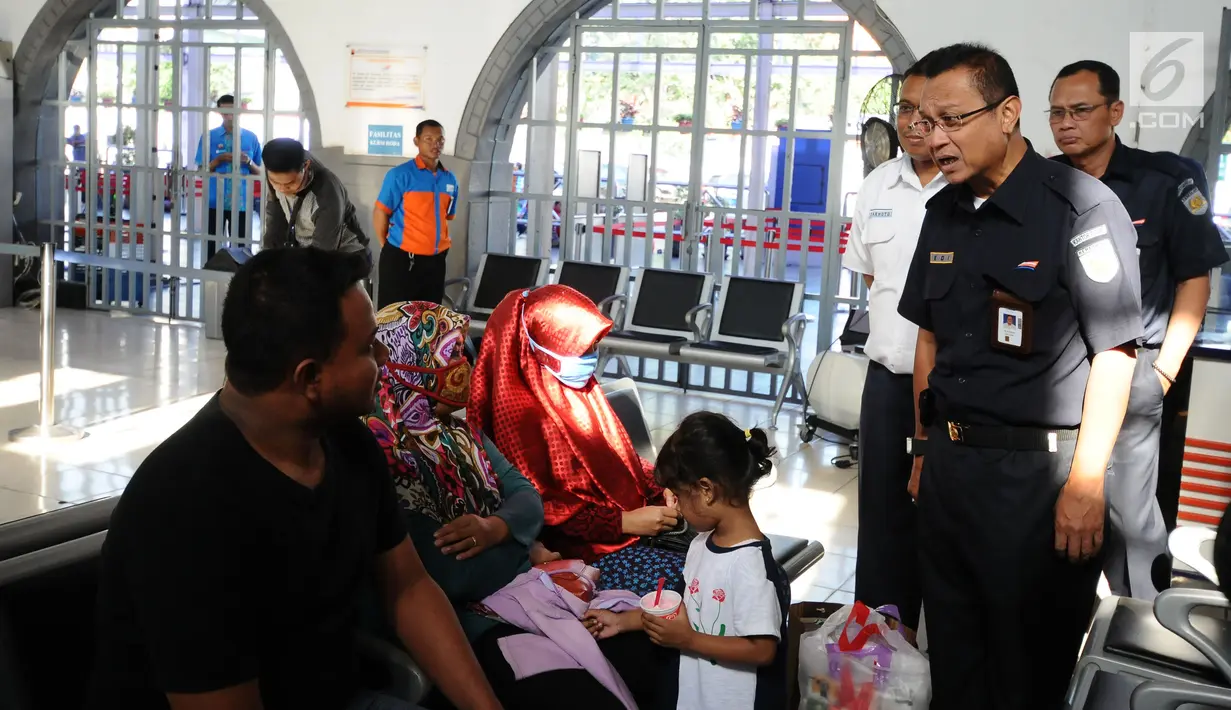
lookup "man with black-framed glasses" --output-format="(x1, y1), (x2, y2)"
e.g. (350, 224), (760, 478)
(1049, 60), (1228, 603)
(898, 43), (1143, 709)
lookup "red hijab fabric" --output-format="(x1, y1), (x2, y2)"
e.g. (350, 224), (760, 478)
(468, 285), (663, 561)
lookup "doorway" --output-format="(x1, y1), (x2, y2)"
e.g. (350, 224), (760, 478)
(45, 0), (312, 321)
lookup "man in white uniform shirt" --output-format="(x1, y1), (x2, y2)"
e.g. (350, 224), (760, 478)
(842, 53), (945, 632)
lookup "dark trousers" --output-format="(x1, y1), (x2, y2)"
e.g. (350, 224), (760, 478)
(423, 623), (664, 710)
(206, 208), (248, 263)
(378, 243), (448, 309)
(919, 433), (1102, 710)
(1104, 348), (1169, 601)
(854, 360), (921, 630)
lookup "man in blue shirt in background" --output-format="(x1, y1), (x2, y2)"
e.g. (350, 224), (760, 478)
(195, 94), (262, 262)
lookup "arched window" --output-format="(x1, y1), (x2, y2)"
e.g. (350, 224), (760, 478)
(19, 0), (317, 320)
(468, 0), (912, 380)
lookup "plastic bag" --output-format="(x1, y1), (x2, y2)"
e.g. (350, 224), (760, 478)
(533, 559), (600, 602)
(798, 602), (930, 710)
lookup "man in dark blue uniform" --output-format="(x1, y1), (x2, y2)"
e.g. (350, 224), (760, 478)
(1049, 60), (1229, 601)
(900, 44), (1143, 709)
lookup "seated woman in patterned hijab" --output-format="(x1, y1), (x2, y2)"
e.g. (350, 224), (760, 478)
(363, 301), (554, 641)
(364, 301), (661, 709)
(468, 284), (686, 596)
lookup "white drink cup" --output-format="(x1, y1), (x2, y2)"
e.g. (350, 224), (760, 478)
(639, 589), (683, 620)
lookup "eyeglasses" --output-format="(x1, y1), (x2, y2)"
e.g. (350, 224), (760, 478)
(909, 97), (1010, 137)
(1046, 103), (1110, 123)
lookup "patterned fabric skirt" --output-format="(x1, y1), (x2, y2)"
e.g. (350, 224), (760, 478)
(593, 544), (687, 597)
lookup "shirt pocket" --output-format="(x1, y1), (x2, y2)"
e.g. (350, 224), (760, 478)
(923, 260), (957, 300)
(985, 260), (1055, 305)
(862, 219), (896, 246)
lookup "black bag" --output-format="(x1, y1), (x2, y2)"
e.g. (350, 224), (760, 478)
(641, 518), (697, 554)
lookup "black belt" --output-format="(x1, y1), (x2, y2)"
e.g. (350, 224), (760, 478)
(940, 421), (1078, 453)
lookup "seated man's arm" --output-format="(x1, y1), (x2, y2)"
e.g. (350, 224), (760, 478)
(378, 539), (500, 710)
(369, 436), (501, 710)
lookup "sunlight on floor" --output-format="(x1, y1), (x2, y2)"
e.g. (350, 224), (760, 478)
(0, 368), (128, 409)
(4, 392), (214, 466)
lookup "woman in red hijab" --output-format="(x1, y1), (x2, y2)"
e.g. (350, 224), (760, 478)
(469, 284), (685, 594)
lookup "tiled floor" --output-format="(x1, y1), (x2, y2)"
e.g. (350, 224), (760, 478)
(0, 307), (859, 605)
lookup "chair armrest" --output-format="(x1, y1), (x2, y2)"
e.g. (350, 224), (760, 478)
(685, 303), (713, 342)
(597, 293), (629, 329)
(1154, 586), (1231, 684)
(1131, 680), (1231, 710)
(781, 312), (814, 346)
(1169, 525), (1219, 585)
(442, 277), (471, 312)
(353, 630), (431, 704)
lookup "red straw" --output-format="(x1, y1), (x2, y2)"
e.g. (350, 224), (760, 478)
(653, 577), (666, 607)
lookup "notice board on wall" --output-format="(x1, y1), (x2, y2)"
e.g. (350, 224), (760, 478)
(346, 47), (426, 109)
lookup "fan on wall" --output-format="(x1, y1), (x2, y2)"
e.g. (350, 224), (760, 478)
(857, 73), (904, 177)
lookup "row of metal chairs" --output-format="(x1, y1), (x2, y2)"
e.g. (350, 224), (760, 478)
(443, 253), (811, 428)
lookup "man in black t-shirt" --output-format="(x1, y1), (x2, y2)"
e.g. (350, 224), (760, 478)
(87, 248), (501, 710)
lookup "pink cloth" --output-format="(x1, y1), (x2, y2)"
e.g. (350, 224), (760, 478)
(480, 569), (641, 709)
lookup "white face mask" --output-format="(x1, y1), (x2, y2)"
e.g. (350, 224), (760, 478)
(521, 299), (598, 389)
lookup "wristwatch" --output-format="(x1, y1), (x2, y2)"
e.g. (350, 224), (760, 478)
(906, 437), (928, 457)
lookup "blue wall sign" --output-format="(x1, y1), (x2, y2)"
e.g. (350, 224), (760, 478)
(367, 125), (403, 156)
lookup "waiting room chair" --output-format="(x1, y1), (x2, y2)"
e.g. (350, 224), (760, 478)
(674, 275), (811, 429)
(443, 253), (551, 336)
(596, 267), (715, 381)
(554, 260), (630, 322)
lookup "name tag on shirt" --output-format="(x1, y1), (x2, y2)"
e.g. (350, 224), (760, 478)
(930, 252), (954, 264)
(998, 307), (1023, 348)
(990, 289), (1033, 355)
(446, 184), (456, 195)
(869, 208), (892, 219)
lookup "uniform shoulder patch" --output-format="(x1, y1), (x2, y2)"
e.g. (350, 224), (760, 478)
(1076, 239), (1120, 284)
(1181, 187), (1209, 216)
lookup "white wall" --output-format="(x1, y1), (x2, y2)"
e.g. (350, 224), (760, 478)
(0, 0), (1228, 155)
(261, 0), (533, 156)
(880, 0), (1228, 155)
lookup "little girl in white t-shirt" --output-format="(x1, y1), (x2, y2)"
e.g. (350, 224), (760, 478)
(583, 411), (790, 710)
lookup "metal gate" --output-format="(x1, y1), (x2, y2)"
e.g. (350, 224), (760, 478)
(496, 1), (882, 400)
(45, 0), (311, 321)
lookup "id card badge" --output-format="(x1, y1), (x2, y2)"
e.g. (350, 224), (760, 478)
(990, 289), (1033, 354)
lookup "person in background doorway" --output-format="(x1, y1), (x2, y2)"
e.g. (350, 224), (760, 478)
(841, 51), (944, 634)
(373, 120), (459, 308)
(86, 248), (501, 710)
(901, 43), (1142, 709)
(195, 94), (262, 263)
(261, 138), (371, 264)
(67, 125), (88, 162)
(1049, 60), (1229, 601)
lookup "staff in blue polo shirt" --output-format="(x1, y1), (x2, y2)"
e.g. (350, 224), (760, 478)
(373, 120), (459, 308)
(195, 94), (262, 262)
